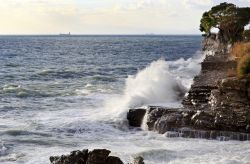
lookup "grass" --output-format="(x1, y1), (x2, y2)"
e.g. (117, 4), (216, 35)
(237, 54), (250, 77)
(231, 42), (250, 59)
(231, 42), (250, 77)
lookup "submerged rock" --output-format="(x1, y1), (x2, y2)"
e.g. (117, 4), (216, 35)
(50, 149), (124, 164)
(133, 156), (144, 164)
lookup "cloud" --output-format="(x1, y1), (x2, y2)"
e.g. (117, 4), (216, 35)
(0, 0), (248, 34)
(182, 0), (213, 9)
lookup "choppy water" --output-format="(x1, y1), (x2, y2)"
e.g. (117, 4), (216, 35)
(0, 35), (249, 164)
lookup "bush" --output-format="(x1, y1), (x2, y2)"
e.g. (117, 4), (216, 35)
(231, 42), (250, 59)
(237, 54), (250, 77)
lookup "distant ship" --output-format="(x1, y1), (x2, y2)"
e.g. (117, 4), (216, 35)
(59, 32), (71, 36)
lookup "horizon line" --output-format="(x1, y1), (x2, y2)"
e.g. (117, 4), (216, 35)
(0, 33), (202, 36)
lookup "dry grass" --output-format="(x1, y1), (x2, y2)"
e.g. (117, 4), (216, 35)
(231, 42), (250, 59)
(231, 42), (250, 77)
(237, 54), (250, 77)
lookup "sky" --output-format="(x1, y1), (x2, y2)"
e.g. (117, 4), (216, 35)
(0, 0), (249, 35)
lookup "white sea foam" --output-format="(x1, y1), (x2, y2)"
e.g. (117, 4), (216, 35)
(103, 51), (204, 121)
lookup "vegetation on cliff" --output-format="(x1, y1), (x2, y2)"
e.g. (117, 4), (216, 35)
(237, 54), (250, 76)
(231, 41), (250, 76)
(200, 2), (250, 77)
(200, 2), (250, 43)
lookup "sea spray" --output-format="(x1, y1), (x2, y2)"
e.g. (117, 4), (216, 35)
(102, 52), (205, 128)
(103, 59), (183, 117)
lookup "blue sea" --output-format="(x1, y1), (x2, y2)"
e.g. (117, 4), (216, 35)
(0, 35), (249, 164)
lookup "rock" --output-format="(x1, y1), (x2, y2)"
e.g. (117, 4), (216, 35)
(50, 149), (124, 164)
(154, 112), (183, 134)
(127, 109), (146, 127)
(106, 156), (123, 164)
(145, 106), (194, 133)
(219, 77), (248, 91)
(126, 35), (250, 138)
(50, 149), (88, 164)
(49, 156), (60, 164)
(133, 156), (144, 164)
(191, 110), (215, 130)
(146, 107), (168, 130)
(87, 149), (111, 164)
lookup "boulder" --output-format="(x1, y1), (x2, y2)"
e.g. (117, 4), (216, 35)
(106, 156), (123, 164)
(87, 149), (110, 164)
(127, 109), (146, 127)
(50, 149), (124, 164)
(50, 149), (88, 164)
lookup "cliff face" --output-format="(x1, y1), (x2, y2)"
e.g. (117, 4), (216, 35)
(127, 35), (250, 140)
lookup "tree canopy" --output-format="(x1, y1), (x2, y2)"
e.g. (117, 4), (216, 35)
(200, 2), (250, 43)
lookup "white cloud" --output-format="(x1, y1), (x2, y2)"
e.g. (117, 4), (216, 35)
(0, 0), (249, 34)
(182, 0), (213, 9)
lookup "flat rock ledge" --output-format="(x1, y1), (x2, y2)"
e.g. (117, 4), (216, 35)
(50, 149), (145, 164)
(127, 106), (250, 141)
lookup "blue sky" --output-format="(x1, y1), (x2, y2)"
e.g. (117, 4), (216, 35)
(0, 0), (249, 34)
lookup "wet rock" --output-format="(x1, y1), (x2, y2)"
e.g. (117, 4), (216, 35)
(87, 149), (111, 164)
(50, 149), (88, 164)
(191, 110), (215, 130)
(146, 107), (168, 130)
(106, 156), (123, 164)
(50, 149), (124, 164)
(154, 112), (183, 134)
(145, 106), (194, 133)
(127, 109), (146, 127)
(133, 156), (144, 164)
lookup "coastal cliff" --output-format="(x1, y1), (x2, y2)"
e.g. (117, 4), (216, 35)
(127, 34), (250, 140)
(127, 2), (250, 141)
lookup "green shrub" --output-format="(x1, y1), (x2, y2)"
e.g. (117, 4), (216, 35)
(237, 54), (250, 77)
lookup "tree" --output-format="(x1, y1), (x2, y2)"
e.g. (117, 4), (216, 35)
(200, 2), (250, 43)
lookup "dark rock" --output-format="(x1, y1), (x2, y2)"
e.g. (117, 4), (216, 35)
(49, 156), (60, 164)
(106, 156), (123, 164)
(87, 149), (111, 164)
(146, 107), (168, 130)
(127, 109), (146, 127)
(145, 106), (194, 134)
(154, 112), (183, 133)
(50, 149), (88, 164)
(133, 156), (144, 164)
(50, 149), (124, 164)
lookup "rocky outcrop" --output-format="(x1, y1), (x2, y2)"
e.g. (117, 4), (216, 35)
(127, 35), (250, 140)
(127, 109), (146, 127)
(50, 149), (123, 164)
(182, 34), (237, 109)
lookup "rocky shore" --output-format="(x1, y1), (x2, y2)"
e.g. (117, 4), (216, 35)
(127, 35), (250, 140)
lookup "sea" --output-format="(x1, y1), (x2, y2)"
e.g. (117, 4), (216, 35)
(0, 35), (249, 164)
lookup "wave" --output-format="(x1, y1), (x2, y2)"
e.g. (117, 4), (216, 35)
(1, 84), (50, 98)
(103, 52), (204, 121)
